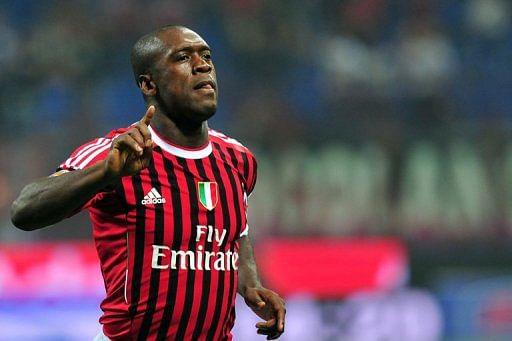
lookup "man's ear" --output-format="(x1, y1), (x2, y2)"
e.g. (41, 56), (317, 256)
(139, 75), (157, 96)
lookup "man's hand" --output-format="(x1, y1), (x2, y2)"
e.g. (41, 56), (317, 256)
(244, 286), (286, 340)
(104, 106), (155, 179)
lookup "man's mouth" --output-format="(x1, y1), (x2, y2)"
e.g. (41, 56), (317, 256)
(194, 80), (216, 91)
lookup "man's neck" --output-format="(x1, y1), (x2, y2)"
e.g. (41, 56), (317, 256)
(150, 112), (209, 148)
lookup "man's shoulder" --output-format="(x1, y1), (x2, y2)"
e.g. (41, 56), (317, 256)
(59, 126), (129, 170)
(208, 129), (254, 156)
(103, 126), (130, 139)
(77, 126), (129, 142)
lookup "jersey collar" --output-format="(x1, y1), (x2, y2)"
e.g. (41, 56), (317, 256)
(148, 125), (212, 159)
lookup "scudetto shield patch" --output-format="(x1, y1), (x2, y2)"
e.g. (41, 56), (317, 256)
(198, 182), (218, 211)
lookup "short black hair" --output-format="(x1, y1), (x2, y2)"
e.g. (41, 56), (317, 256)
(130, 25), (187, 86)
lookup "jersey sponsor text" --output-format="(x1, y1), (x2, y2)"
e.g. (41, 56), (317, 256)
(151, 225), (238, 271)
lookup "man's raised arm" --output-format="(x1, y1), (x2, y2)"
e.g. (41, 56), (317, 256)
(10, 106), (155, 230)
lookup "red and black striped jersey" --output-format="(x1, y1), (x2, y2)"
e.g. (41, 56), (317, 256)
(58, 125), (257, 341)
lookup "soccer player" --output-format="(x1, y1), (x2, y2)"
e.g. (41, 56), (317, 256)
(11, 25), (286, 340)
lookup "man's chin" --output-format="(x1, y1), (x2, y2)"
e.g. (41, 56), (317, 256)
(174, 101), (217, 125)
(194, 104), (217, 121)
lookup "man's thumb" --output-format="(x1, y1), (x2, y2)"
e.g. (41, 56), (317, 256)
(256, 301), (266, 308)
(245, 292), (266, 309)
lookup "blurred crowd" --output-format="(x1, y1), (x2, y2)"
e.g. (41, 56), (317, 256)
(1, 0), (511, 241)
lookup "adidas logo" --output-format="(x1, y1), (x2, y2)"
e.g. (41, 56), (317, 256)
(141, 188), (166, 205)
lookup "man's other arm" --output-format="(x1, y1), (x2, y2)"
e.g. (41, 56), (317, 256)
(238, 235), (286, 340)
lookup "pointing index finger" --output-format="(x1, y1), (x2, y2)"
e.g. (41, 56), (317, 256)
(141, 105), (155, 126)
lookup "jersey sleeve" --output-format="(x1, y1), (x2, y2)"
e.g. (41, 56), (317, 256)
(58, 136), (114, 172)
(239, 151), (257, 238)
(244, 152), (258, 196)
(56, 129), (124, 210)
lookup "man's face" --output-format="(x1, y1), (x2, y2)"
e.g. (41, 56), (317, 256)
(152, 28), (218, 124)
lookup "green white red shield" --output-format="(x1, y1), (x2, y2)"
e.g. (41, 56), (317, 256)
(198, 182), (218, 211)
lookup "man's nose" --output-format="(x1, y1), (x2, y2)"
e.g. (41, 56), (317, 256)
(193, 56), (212, 74)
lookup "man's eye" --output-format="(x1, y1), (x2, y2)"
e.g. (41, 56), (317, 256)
(203, 53), (212, 61)
(177, 55), (190, 61)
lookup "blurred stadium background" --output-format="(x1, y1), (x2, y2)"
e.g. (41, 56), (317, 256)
(1, 0), (512, 340)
